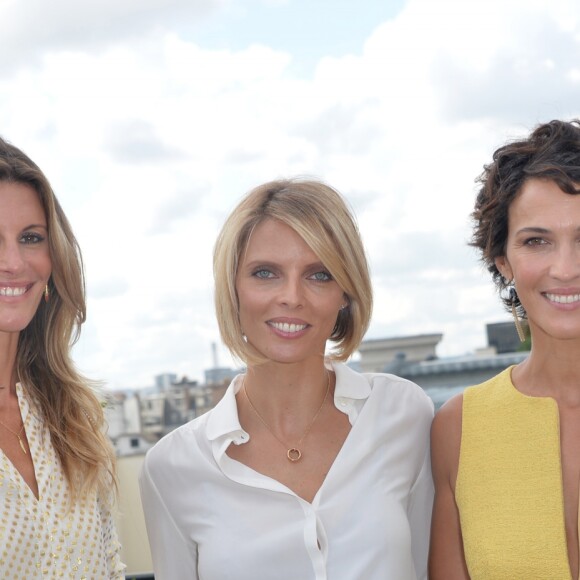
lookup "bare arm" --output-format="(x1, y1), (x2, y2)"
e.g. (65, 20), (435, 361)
(428, 394), (470, 580)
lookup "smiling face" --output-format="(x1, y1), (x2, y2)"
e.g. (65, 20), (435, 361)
(495, 178), (580, 341)
(0, 181), (52, 337)
(236, 218), (346, 366)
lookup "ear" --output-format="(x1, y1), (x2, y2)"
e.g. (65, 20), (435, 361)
(494, 256), (513, 281)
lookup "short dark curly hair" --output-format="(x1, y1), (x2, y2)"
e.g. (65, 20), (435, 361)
(471, 119), (580, 315)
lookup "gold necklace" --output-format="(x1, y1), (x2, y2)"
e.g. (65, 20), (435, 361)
(243, 372), (330, 462)
(0, 417), (27, 455)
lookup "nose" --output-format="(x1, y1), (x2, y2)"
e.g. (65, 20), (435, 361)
(278, 274), (304, 308)
(0, 240), (25, 273)
(549, 243), (580, 281)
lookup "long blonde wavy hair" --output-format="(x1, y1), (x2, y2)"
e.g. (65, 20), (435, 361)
(0, 136), (116, 503)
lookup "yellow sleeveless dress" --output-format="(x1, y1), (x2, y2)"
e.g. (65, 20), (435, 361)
(455, 367), (573, 579)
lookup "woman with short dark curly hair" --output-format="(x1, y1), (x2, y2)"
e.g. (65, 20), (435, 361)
(430, 119), (580, 579)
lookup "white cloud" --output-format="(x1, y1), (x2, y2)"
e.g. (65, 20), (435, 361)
(2, 0), (579, 388)
(0, 0), (222, 72)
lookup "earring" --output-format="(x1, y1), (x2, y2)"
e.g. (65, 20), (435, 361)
(44, 284), (50, 303)
(509, 287), (525, 342)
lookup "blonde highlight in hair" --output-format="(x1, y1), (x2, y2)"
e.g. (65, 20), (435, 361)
(0, 136), (116, 504)
(214, 178), (373, 364)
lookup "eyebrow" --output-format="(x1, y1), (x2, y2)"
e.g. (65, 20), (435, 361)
(22, 224), (48, 230)
(514, 227), (550, 235)
(242, 259), (327, 270)
(515, 226), (580, 235)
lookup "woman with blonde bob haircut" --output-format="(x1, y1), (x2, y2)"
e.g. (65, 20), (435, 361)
(0, 136), (124, 578)
(141, 178), (434, 580)
(214, 178), (372, 364)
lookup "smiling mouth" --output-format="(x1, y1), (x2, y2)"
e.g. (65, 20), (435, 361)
(545, 293), (580, 304)
(0, 287), (28, 297)
(268, 322), (308, 333)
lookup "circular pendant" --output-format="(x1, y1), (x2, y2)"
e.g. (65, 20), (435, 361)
(287, 448), (302, 462)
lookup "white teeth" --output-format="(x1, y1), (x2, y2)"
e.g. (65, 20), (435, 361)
(0, 287), (27, 297)
(545, 293), (580, 304)
(270, 322), (307, 333)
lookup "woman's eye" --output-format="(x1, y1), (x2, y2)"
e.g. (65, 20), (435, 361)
(310, 271), (332, 282)
(20, 232), (45, 244)
(524, 237), (546, 246)
(253, 269), (274, 279)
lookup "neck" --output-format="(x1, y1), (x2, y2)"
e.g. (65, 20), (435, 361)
(245, 357), (329, 396)
(513, 338), (580, 403)
(243, 358), (332, 427)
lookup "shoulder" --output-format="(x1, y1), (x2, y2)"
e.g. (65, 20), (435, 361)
(333, 362), (433, 414)
(430, 368), (514, 478)
(366, 371), (434, 416)
(462, 366), (514, 406)
(432, 366), (514, 443)
(142, 412), (210, 480)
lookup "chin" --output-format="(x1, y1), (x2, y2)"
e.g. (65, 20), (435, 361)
(553, 330), (580, 341)
(536, 325), (580, 342)
(0, 313), (39, 334)
(262, 350), (312, 365)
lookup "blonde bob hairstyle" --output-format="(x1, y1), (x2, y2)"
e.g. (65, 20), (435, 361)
(0, 136), (116, 504)
(214, 178), (373, 365)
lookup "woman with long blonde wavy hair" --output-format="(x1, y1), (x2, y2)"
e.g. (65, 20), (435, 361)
(0, 136), (125, 578)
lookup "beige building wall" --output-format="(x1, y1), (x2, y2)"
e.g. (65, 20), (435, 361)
(115, 454), (154, 576)
(358, 334), (443, 372)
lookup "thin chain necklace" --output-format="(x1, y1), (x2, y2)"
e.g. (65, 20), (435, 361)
(0, 417), (27, 455)
(243, 372), (330, 462)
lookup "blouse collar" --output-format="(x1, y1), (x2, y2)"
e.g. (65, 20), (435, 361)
(205, 361), (371, 444)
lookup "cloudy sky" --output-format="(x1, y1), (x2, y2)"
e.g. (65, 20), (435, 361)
(2, 0), (579, 390)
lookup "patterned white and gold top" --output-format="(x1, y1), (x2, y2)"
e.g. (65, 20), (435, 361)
(0, 383), (125, 579)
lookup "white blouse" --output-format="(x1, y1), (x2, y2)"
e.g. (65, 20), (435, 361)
(0, 383), (125, 579)
(140, 362), (434, 580)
